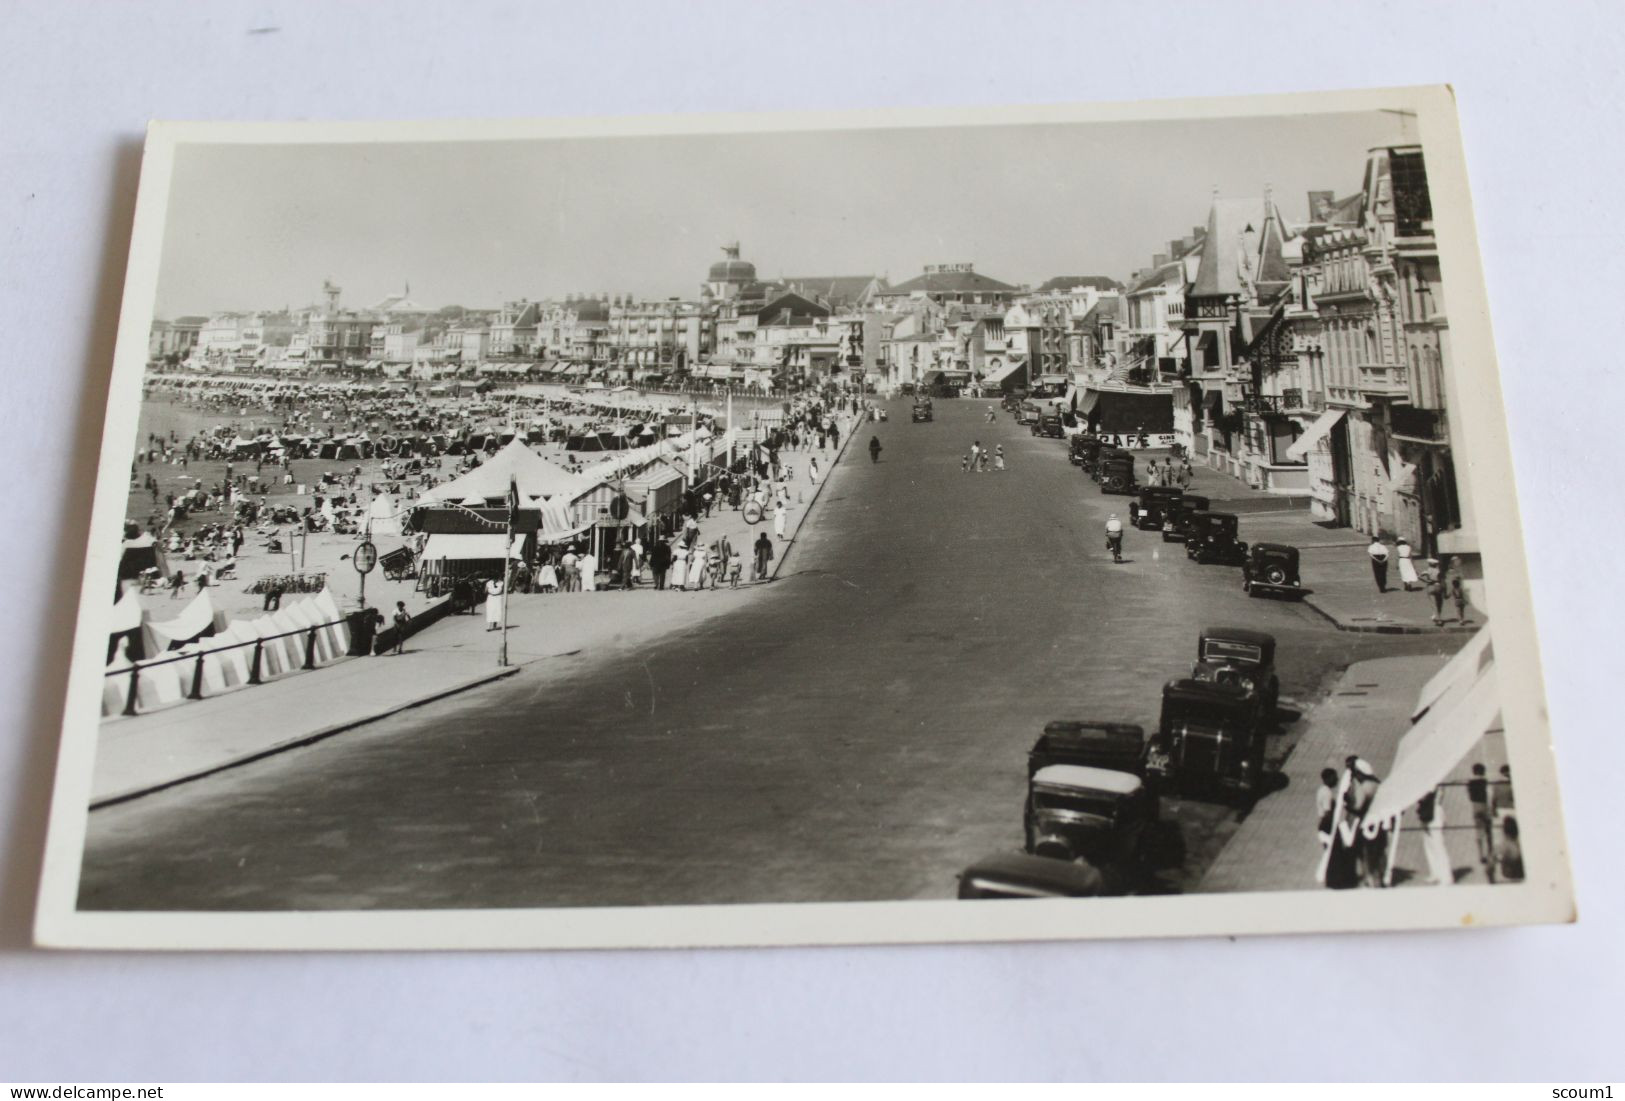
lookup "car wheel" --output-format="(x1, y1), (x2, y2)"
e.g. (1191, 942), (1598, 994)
(1265, 565), (1287, 586)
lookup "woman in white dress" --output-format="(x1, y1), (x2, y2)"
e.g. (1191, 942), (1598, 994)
(687, 545), (709, 590)
(1396, 537), (1421, 591)
(536, 558), (559, 593)
(773, 501), (788, 540)
(484, 577), (505, 631)
(578, 551), (597, 592)
(809, 457), (820, 483)
(671, 543), (689, 590)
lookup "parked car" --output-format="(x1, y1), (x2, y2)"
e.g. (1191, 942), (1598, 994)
(1128, 486), (1184, 531)
(911, 400), (934, 423)
(1189, 625), (1279, 718)
(1068, 433), (1101, 466)
(956, 851), (1104, 899)
(1242, 543), (1304, 600)
(1184, 510), (1247, 564)
(1161, 494), (1211, 542)
(1002, 390), (1029, 414)
(1098, 452), (1136, 494)
(1146, 679), (1268, 801)
(1017, 400), (1043, 425)
(899, 382), (917, 397)
(1028, 721), (1147, 778)
(1034, 411), (1066, 438)
(1023, 764), (1157, 892)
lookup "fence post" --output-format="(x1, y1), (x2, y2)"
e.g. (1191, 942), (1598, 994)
(188, 653), (206, 700)
(303, 627), (319, 670)
(249, 640), (265, 685)
(122, 665), (141, 717)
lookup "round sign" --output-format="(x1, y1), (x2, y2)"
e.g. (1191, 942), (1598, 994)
(608, 494), (629, 521)
(742, 501), (764, 525)
(353, 540), (377, 575)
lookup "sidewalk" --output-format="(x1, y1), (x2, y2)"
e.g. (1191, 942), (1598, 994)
(1170, 457), (1482, 634)
(1199, 654), (1508, 893)
(90, 412), (862, 806)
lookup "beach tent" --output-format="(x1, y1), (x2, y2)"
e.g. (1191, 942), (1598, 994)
(144, 588), (227, 653)
(368, 492), (402, 536)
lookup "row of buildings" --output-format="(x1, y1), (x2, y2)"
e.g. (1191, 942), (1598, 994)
(149, 142), (1477, 593)
(1080, 143), (1477, 600)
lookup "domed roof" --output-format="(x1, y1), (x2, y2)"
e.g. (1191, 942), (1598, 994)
(708, 258), (757, 283)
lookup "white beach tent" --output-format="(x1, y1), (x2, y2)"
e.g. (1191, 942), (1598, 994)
(419, 438), (591, 506)
(368, 493), (402, 536)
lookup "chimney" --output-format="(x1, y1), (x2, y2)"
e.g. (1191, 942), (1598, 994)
(1170, 240), (1183, 258)
(1152, 253), (1168, 268)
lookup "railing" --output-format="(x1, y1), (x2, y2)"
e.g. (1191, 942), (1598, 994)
(105, 616), (352, 717)
(1356, 363), (1408, 395)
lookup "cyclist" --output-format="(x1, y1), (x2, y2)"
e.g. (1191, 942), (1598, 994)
(1105, 513), (1124, 563)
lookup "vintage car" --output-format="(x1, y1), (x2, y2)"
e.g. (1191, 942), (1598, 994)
(1068, 433), (1101, 466)
(956, 851), (1104, 900)
(1183, 510), (1247, 564)
(1017, 400), (1043, 426)
(1160, 494), (1211, 542)
(1098, 452), (1137, 494)
(1023, 764), (1156, 892)
(1033, 411), (1067, 438)
(1128, 486), (1184, 531)
(1028, 721), (1147, 778)
(911, 400), (934, 423)
(1242, 542), (1304, 599)
(1189, 625), (1279, 718)
(1002, 390), (1029, 414)
(1146, 679), (1268, 801)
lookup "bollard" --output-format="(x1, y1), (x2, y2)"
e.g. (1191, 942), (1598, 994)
(248, 639), (265, 685)
(303, 627), (319, 670)
(188, 653), (206, 700)
(122, 664), (141, 717)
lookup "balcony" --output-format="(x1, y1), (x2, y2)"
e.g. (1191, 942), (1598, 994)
(1279, 387), (1326, 414)
(1356, 363), (1407, 397)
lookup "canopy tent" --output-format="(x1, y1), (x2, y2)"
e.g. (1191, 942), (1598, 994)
(419, 438), (589, 506)
(1367, 633), (1501, 824)
(1285, 408), (1347, 461)
(1412, 627), (1494, 722)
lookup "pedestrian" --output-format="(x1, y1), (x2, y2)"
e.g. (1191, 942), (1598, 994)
(687, 543), (709, 590)
(1367, 533), (1391, 592)
(670, 541), (688, 590)
(1497, 816), (1525, 883)
(561, 545), (580, 591)
(1316, 767), (1339, 857)
(753, 531), (774, 580)
(703, 490), (714, 518)
(171, 568), (185, 599)
(1448, 557), (1471, 623)
(1417, 786), (1453, 885)
(1424, 558), (1447, 625)
(683, 514), (700, 549)
(728, 548), (743, 588)
(1396, 536), (1421, 591)
(1146, 458), (1159, 486)
(773, 500), (788, 540)
(1467, 763), (1495, 879)
(537, 556), (559, 593)
(961, 454), (970, 473)
(809, 456), (820, 483)
(484, 576), (505, 630)
(579, 549), (597, 592)
(1345, 757), (1388, 887)
(869, 435), (882, 463)
(994, 444), (1006, 471)
(391, 600), (411, 655)
(1492, 764), (1516, 832)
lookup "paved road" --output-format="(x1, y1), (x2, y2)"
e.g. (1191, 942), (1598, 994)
(80, 398), (1455, 910)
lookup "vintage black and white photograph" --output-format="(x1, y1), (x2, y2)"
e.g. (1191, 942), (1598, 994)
(33, 87), (1572, 949)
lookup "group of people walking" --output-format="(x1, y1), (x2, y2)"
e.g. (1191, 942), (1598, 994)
(962, 440), (1005, 472)
(1367, 536), (1473, 626)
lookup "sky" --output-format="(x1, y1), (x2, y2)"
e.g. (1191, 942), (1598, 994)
(153, 109), (1416, 318)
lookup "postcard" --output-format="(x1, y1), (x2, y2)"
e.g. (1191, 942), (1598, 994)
(34, 85), (1573, 949)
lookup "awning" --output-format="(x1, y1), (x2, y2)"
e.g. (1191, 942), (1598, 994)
(1412, 628), (1493, 722)
(1367, 651), (1501, 824)
(1075, 388), (1102, 415)
(421, 534), (523, 561)
(1285, 408), (1346, 460)
(982, 359), (1025, 386)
